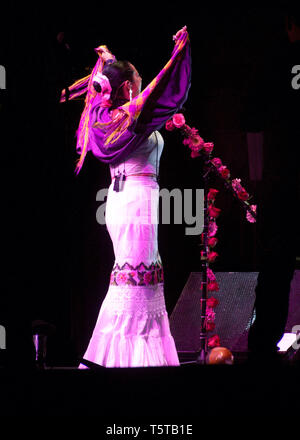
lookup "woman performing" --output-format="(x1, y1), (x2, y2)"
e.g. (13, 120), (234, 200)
(60, 26), (191, 367)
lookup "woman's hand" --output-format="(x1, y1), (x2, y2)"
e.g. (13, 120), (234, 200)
(94, 45), (116, 62)
(173, 26), (187, 42)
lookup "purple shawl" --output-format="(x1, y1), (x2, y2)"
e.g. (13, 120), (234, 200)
(88, 41), (191, 165)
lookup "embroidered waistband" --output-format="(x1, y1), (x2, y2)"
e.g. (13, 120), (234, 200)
(110, 261), (164, 286)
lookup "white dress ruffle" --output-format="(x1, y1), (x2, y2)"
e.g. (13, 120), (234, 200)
(79, 284), (179, 368)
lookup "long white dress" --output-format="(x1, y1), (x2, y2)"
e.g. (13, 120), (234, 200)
(79, 131), (180, 368)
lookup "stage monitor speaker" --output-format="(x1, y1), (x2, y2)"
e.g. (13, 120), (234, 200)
(170, 271), (300, 353)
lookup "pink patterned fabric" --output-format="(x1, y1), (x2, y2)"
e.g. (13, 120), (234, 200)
(79, 137), (180, 368)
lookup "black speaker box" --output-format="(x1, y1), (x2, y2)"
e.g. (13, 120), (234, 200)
(170, 271), (300, 355)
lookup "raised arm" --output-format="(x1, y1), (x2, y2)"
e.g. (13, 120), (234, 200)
(71, 28), (191, 171)
(92, 27), (191, 146)
(134, 26), (191, 135)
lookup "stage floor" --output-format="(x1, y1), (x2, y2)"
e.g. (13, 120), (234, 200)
(0, 357), (298, 422)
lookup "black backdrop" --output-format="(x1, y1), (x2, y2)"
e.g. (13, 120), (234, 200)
(0, 3), (291, 364)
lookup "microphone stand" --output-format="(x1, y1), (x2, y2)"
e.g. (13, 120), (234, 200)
(194, 154), (257, 365)
(196, 156), (211, 365)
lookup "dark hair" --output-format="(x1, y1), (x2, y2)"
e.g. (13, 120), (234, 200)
(101, 60), (134, 109)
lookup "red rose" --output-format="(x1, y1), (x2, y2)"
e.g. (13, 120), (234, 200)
(208, 237), (218, 248)
(203, 142), (214, 154)
(207, 281), (219, 292)
(207, 297), (219, 308)
(165, 119), (175, 131)
(208, 205), (221, 218)
(246, 204), (257, 223)
(237, 188), (249, 201)
(206, 321), (216, 331)
(189, 134), (204, 149)
(191, 150), (201, 158)
(172, 113), (186, 128)
(219, 166), (230, 179)
(208, 221), (218, 237)
(207, 188), (219, 201)
(202, 234), (218, 247)
(211, 157), (222, 168)
(208, 335), (221, 348)
(208, 251), (219, 263)
(207, 267), (216, 281)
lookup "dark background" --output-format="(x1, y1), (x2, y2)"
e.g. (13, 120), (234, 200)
(0, 3), (294, 365)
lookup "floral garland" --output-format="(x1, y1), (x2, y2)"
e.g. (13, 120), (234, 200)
(165, 113), (257, 349)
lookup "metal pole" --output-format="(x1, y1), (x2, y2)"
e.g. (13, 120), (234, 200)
(196, 160), (210, 364)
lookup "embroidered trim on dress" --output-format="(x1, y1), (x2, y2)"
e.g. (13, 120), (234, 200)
(110, 261), (164, 286)
(104, 283), (167, 316)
